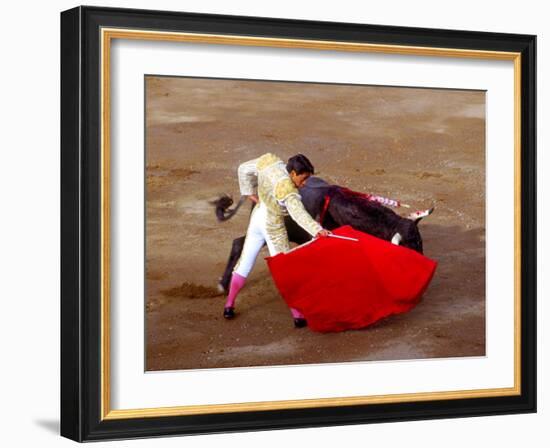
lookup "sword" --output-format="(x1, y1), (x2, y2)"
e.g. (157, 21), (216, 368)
(326, 234), (359, 242)
(285, 232), (359, 254)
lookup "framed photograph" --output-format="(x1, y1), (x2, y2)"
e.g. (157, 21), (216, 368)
(60, 6), (536, 442)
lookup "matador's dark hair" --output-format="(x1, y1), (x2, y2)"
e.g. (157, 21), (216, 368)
(286, 154), (315, 175)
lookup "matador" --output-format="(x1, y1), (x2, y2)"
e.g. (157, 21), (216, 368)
(224, 153), (330, 327)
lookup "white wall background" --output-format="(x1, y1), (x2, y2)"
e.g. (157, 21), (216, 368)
(0, 1), (546, 446)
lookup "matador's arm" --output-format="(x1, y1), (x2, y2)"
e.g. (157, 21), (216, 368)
(237, 158), (259, 196)
(275, 179), (323, 237)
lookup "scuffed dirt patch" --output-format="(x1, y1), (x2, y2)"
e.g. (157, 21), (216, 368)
(170, 168), (200, 178)
(416, 171), (444, 179)
(161, 282), (223, 299)
(146, 166), (200, 190)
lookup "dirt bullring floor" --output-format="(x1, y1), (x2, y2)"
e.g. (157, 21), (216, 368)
(145, 76), (486, 371)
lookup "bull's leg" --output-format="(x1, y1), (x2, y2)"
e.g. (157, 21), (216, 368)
(218, 236), (245, 293)
(398, 221), (424, 254)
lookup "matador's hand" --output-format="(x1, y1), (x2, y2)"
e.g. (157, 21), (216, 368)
(248, 194), (259, 204)
(316, 229), (332, 238)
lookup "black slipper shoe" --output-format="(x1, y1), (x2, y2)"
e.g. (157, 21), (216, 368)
(293, 318), (307, 328)
(223, 307), (235, 319)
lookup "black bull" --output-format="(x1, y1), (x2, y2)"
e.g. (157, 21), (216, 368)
(214, 176), (425, 293)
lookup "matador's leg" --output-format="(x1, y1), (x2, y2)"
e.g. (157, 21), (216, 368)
(224, 205), (265, 317)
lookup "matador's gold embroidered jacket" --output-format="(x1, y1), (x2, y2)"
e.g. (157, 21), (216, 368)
(238, 153), (322, 253)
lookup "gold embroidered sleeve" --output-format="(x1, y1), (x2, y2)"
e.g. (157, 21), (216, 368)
(256, 153), (281, 170)
(274, 178), (298, 202)
(237, 158), (259, 196)
(284, 194), (323, 237)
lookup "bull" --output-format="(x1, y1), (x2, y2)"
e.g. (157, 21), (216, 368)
(213, 176), (433, 293)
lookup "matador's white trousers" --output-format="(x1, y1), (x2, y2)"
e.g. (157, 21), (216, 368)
(230, 201), (304, 320)
(233, 202), (287, 278)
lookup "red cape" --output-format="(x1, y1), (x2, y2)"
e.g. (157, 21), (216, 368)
(266, 225), (437, 332)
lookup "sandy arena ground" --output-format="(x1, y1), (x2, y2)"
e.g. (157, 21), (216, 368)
(145, 76), (486, 371)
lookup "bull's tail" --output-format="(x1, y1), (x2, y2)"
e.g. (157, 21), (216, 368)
(211, 194), (247, 221)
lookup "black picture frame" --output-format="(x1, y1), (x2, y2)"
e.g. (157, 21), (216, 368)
(61, 5), (536, 442)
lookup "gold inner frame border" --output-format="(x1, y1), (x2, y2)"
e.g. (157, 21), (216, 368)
(99, 27), (522, 421)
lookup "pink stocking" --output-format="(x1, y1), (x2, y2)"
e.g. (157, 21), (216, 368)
(290, 308), (304, 319)
(225, 273), (247, 308)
